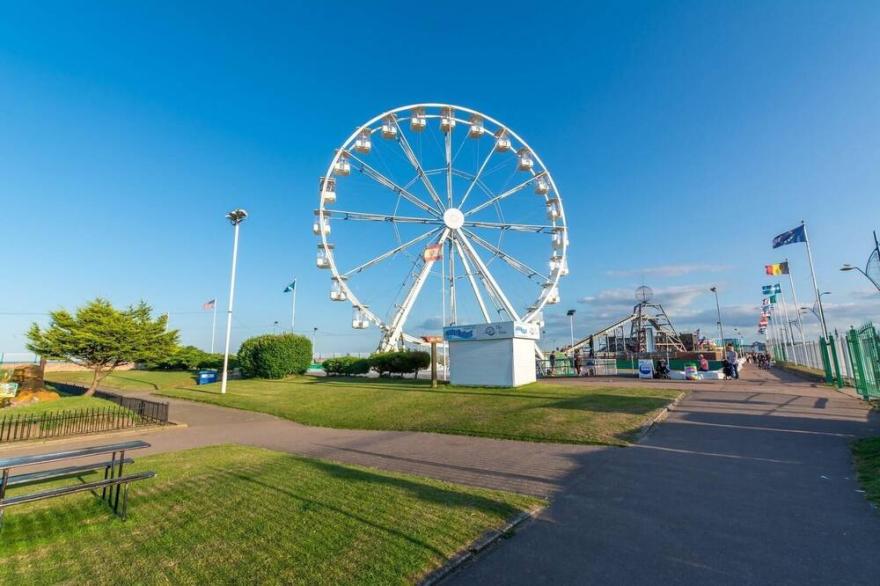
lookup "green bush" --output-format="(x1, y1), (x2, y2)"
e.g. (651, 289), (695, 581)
(153, 345), (210, 370)
(322, 356), (372, 376)
(370, 350), (430, 378)
(197, 353), (237, 370)
(238, 334), (312, 379)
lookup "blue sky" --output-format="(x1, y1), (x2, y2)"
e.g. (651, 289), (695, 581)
(2, 1), (879, 356)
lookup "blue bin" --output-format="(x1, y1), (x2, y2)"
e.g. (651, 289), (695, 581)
(197, 370), (218, 385)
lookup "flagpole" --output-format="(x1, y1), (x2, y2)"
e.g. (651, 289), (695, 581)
(785, 259), (808, 358)
(778, 284), (795, 362)
(211, 301), (217, 354)
(291, 279), (297, 331)
(801, 221), (828, 340)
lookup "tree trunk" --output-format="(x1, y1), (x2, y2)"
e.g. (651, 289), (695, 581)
(86, 368), (101, 396)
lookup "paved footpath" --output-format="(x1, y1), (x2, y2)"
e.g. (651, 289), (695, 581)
(451, 367), (880, 585)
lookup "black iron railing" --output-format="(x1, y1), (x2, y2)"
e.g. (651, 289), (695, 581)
(0, 385), (170, 443)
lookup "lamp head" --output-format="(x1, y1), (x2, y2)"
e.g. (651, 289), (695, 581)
(226, 208), (249, 225)
(566, 309), (576, 317)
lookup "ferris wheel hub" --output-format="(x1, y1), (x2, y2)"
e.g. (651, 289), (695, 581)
(443, 208), (465, 230)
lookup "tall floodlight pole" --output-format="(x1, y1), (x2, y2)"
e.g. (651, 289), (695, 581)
(221, 208), (248, 395)
(710, 287), (725, 349)
(210, 301), (218, 354)
(566, 309), (576, 350)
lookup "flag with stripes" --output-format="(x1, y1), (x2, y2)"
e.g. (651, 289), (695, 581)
(202, 299), (216, 311)
(765, 262), (789, 276)
(423, 244), (442, 262)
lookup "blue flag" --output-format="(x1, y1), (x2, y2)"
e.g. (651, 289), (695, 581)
(283, 279), (296, 293)
(773, 284), (782, 294)
(761, 285), (772, 295)
(772, 224), (806, 248)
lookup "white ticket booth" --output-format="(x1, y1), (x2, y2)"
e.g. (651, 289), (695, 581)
(443, 321), (540, 387)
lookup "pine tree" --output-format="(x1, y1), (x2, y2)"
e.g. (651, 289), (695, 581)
(26, 298), (178, 395)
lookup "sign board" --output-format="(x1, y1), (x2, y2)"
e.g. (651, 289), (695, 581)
(443, 321), (540, 342)
(638, 359), (654, 379)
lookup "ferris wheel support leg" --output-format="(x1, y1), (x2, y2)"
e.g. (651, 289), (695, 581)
(382, 229), (451, 350)
(455, 228), (521, 322)
(452, 237), (491, 322)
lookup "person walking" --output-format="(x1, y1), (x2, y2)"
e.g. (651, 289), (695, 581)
(574, 350), (583, 376)
(548, 350), (556, 376)
(726, 344), (739, 379)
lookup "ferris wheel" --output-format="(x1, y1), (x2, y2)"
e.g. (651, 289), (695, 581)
(315, 103), (568, 351)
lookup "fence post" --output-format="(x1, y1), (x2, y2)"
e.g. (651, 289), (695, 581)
(819, 336), (834, 384)
(828, 333), (844, 389)
(848, 328), (869, 398)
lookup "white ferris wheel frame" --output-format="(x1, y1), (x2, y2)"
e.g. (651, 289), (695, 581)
(317, 103), (568, 350)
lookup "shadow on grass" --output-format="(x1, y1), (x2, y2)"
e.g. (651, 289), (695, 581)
(543, 394), (672, 415)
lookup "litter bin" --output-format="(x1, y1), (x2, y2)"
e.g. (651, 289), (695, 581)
(197, 370), (218, 385)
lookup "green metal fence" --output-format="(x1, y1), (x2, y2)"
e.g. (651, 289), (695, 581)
(845, 323), (880, 399)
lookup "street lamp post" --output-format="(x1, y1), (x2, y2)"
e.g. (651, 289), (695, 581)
(566, 309), (576, 351)
(710, 287), (725, 350)
(312, 327), (318, 361)
(221, 208), (248, 395)
(840, 264), (880, 293)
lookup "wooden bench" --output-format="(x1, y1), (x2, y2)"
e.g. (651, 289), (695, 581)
(0, 440), (155, 525)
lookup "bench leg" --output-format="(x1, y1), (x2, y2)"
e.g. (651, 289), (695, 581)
(113, 450), (126, 513)
(102, 451), (117, 502)
(121, 482), (130, 520)
(0, 468), (8, 528)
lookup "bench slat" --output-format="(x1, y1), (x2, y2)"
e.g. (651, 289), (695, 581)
(7, 458), (134, 488)
(0, 471), (156, 508)
(0, 441), (150, 470)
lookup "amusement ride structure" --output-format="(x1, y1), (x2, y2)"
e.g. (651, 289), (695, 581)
(314, 103), (569, 351)
(567, 286), (688, 357)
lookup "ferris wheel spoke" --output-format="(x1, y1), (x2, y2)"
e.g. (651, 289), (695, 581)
(448, 235), (457, 324)
(454, 229), (521, 321)
(445, 126), (453, 208)
(392, 118), (446, 211)
(323, 209), (442, 225)
(345, 151), (441, 217)
(460, 220), (555, 233)
(457, 147), (496, 209)
(382, 228), (450, 349)
(464, 172), (547, 217)
(343, 228), (442, 277)
(451, 235), (491, 322)
(463, 229), (549, 281)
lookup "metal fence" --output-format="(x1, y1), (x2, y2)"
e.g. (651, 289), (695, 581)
(772, 324), (880, 399)
(0, 405), (147, 443)
(0, 385), (170, 443)
(845, 323), (880, 399)
(537, 358), (618, 378)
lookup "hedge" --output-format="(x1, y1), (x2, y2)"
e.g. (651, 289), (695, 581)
(237, 334), (312, 379)
(370, 351), (430, 378)
(322, 356), (372, 376)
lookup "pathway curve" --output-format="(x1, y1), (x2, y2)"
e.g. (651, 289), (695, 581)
(450, 367), (880, 584)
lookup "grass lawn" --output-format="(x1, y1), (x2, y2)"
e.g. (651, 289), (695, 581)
(48, 370), (680, 445)
(852, 437), (880, 506)
(1, 395), (118, 417)
(0, 445), (540, 585)
(48, 369), (197, 391)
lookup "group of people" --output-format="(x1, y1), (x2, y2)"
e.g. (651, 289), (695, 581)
(695, 344), (741, 379)
(544, 348), (597, 377)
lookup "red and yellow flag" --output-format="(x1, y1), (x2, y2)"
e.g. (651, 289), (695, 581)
(423, 244), (443, 262)
(765, 261), (789, 276)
